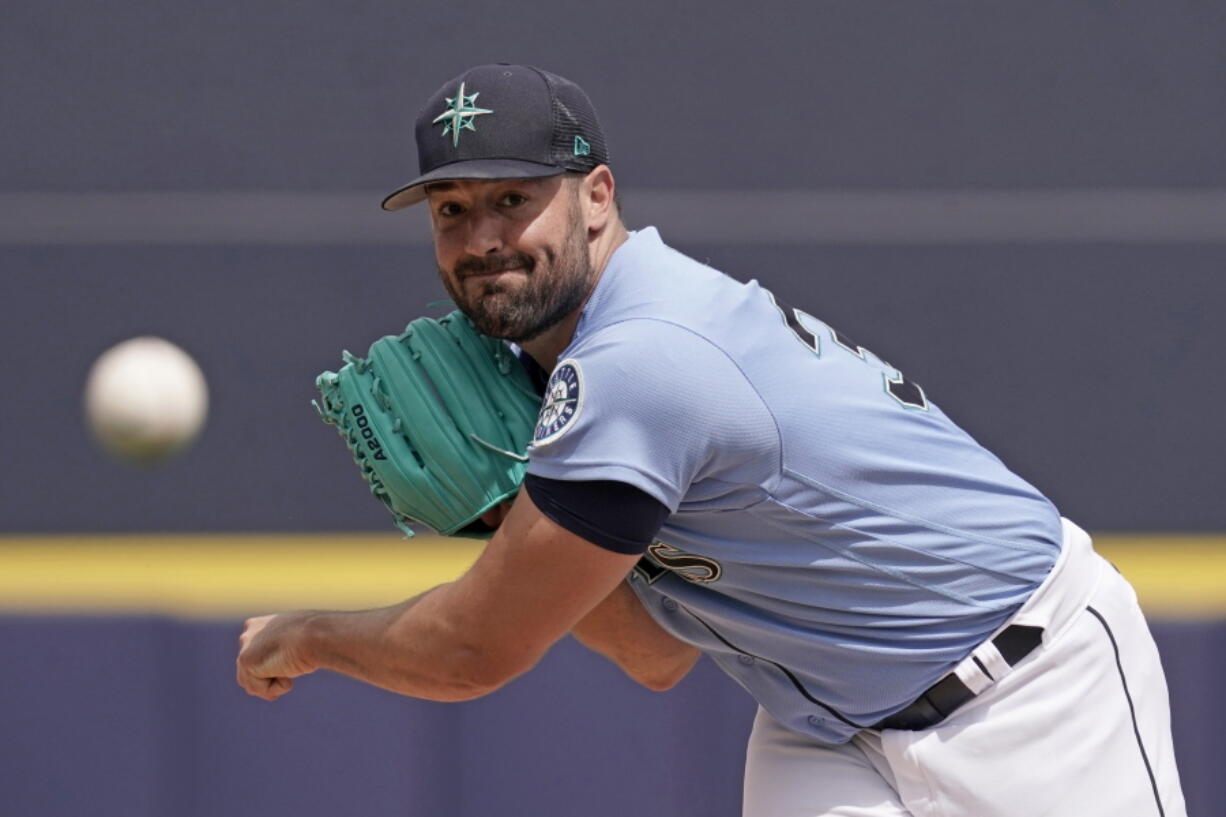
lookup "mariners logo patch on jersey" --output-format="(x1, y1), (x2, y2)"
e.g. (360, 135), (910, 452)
(533, 359), (583, 445)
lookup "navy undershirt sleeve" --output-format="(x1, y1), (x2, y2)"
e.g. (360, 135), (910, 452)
(523, 473), (669, 555)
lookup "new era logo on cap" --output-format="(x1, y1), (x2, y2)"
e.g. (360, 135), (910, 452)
(381, 64), (610, 210)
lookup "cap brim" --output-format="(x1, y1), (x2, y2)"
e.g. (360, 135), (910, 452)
(381, 159), (568, 211)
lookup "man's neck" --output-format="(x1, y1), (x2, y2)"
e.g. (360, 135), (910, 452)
(519, 221), (629, 370)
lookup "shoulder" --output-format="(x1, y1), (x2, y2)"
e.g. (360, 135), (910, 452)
(532, 318), (777, 454)
(567, 318), (748, 401)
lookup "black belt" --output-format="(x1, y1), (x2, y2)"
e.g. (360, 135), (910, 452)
(872, 624), (1044, 731)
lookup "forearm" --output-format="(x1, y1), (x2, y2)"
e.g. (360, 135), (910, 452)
(572, 580), (701, 691)
(237, 492), (645, 704)
(300, 584), (517, 702)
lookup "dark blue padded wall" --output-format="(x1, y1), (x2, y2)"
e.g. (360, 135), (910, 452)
(0, 618), (1216, 817)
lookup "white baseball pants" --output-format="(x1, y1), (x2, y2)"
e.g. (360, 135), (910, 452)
(742, 519), (1187, 817)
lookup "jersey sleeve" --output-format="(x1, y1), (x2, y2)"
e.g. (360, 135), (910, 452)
(525, 319), (779, 512)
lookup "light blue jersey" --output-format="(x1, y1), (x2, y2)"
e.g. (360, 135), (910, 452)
(526, 228), (1062, 744)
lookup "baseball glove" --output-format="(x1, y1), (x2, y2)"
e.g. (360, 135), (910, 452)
(313, 310), (542, 538)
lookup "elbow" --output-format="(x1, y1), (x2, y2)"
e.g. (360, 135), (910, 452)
(636, 672), (684, 692)
(431, 681), (497, 702)
(627, 652), (699, 692)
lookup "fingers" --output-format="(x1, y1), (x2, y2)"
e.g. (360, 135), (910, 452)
(260, 675), (294, 701)
(236, 668), (293, 701)
(235, 657), (295, 701)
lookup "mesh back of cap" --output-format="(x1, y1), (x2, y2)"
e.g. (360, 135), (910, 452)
(538, 70), (611, 172)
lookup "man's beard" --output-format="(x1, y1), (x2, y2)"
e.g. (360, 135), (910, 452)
(440, 215), (594, 343)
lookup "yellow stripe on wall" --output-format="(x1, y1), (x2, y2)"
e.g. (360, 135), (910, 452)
(1094, 534), (1226, 617)
(0, 534), (484, 619)
(0, 533), (1221, 619)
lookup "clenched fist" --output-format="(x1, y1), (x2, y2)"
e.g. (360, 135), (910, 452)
(235, 612), (318, 701)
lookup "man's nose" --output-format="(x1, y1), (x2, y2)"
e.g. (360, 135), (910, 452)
(463, 210), (504, 256)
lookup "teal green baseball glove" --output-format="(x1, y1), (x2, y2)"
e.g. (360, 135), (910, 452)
(313, 310), (542, 538)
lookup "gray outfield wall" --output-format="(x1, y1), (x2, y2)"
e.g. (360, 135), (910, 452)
(2, 240), (1223, 533)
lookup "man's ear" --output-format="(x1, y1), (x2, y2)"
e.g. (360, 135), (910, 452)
(582, 166), (617, 233)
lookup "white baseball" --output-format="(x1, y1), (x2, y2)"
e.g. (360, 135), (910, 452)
(84, 336), (209, 463)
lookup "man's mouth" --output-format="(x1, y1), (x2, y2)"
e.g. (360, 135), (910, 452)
(462, 266), (526, 279)
(456, 256), (533, 280)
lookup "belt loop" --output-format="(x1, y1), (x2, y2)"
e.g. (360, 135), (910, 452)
(952, 657), (994, 695)
(973, 640), (1011, 682)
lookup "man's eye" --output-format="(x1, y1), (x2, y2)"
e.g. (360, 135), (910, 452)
(499, 193), (528, 207)
(437, 202), (464, 217)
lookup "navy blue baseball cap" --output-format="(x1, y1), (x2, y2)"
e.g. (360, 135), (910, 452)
(382, 64), (611, 211)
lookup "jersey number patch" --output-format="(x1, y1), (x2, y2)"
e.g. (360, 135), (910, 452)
(773, 295), (928, 411)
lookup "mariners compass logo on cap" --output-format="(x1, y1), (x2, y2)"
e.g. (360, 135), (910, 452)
(432, 82), (493, 147)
